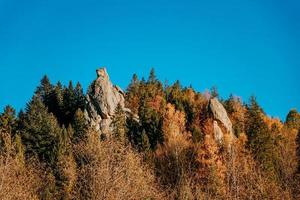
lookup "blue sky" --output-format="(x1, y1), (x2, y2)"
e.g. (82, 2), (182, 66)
(0, 0), (299, 120)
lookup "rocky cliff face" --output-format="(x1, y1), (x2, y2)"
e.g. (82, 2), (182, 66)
(85, 68), (126, 135)
(209, 97), (235, 144)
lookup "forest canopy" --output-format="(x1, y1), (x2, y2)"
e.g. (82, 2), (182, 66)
(0, 68), (300, 200)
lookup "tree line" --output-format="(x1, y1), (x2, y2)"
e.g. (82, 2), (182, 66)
(0, 68), (300, 199)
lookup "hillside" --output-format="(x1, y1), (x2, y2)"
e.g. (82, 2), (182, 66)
(0, 68), (300, 200)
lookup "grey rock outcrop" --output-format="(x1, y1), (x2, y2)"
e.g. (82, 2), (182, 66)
(209, 97), (235, 144)
(213, 121), (224, 144)
(85, 68), (126, 135)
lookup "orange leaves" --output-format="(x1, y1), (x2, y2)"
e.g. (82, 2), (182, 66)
(163, 104), (186, 138)
(162, 103), (191, 149)
(148, 95), (165, 113)
(195, 134), (227, 197)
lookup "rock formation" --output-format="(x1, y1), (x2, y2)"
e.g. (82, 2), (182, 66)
(85, 68), (126, 135)
(209, 97), (235, 144)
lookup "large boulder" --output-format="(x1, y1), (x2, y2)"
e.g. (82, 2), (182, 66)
(209, 97), (235, 144)
(85, 68), (126, 135)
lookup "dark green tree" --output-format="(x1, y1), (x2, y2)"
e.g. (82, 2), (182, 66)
(0, 105), (17, 135)
(139, 100), (163, 149)
(126, 74), (141, 114)
(49, 82), (64, 123)
(143, 69), (164, 100)
(20, 96), (61, 165)
(166, 80), (184, 111)
(111, 103), (127, 143)
(245, 96), (280, 179)
(148, 68), (157, 84)
(127, 73), (139, 93)
(72, 108), (88, 143)
(126, 114), (142, 148)
(224, 94), (245, 136)
(75, 82), (86, 110)
(35, 75), (53, 101)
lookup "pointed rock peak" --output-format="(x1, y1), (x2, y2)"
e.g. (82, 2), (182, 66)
(85, 67), (127, 135)
(96, 67), (109, 79)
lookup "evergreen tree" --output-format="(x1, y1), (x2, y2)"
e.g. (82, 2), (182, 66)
(224, 95), (245, 136)
(111, 103), (127, 143)
(148, 68), (157, 84)
(75, 82), (86, 111)
(143, 68), (164, 100)
(224, 94), (235, 114)
(285, 109), (300, 130)
(128, 73), (139, 91)
(126, 74), (140, 114)
(126, 113), (142, 148)
(62, 81), (77, 125)
(245, 96), (280, 178)
(245, 96), (267, 150)
(166, 80), (184, 111)
(35, 75), (53, 101)
(0, 105), (17, 135)
(57, 125), (72, 157)
(20, 96), (61, 165)
(72, 108), (88, 143)
(50, 82), (64, 123)
(139, 99), (164, 149)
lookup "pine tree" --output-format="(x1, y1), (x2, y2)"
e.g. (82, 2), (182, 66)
(128, 73), (139, 91)
(35, 75), (53, 101)
(144, 68), (164, 100)
(0, 105), (17, 135)
(50, 82), (64, 123)
(111, 103), (127, 143)
(20, 96), (61, 165)
(62, 81), (77, 125)
(126, 74), (140, 114)
(245, 96), (267, 148)
(245, 96), (280, 178)
(224, 95), (245, 136)
(126, 113), (142, 148)
(166, 80), (185, 111)
(285, 109), (300, 130)
(139, 100), (164, 149)
(75, 82), (85, 110)
(72, 108), (88, 143)
(148, 68), (157, 84)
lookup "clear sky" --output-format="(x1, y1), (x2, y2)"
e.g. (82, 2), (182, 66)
(0, 0), (299, 120)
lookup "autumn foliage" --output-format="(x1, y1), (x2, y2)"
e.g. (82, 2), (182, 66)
(0, 68), (300, 199)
